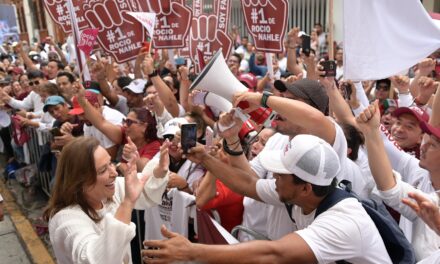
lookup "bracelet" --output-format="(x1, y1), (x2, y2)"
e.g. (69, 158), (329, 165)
(177, 182), (189, 191)
(222, 138), (243, 156)
(148, 70), (159, 78)
(226, 138), (240, 146)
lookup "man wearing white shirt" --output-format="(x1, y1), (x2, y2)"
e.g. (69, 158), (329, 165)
(143, 135), (391, 264)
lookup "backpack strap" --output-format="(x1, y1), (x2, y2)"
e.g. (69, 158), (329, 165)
(315, 188), (353, 219)
(284, 203), (296, 223)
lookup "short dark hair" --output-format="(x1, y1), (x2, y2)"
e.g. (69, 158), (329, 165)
(27, 69), (44, 80)
(49, 59), (65, 71)
(231, 53), (242, 64)
(57, 71), (75, 83)
(291, 174), (337, 197)
(340, 123), (364, 161)
(117, 76), (133, 89)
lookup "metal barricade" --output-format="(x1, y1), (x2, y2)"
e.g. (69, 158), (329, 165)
(25, 127), (53, 197)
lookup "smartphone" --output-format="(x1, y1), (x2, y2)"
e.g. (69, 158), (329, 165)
(50, 127), (63, 137)
(301, 34), (311, 56)
(205, 126), (214, 148)
(181, 123), (197, 154)
(320, 60), (337, 77)
(175, 57), (186, 66)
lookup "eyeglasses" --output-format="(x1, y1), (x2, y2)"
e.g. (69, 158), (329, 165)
(29, 80), (40, 86)
(123, 118), (141, 127)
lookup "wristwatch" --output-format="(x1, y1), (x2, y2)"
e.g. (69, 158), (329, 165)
(261, 91), (273, 108)
(148, 69), (159, 78)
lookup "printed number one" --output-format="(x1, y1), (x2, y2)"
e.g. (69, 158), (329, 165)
(115, 27), (127, 41)
(258, 9), (267, 24)
(159, 16), (170, 28)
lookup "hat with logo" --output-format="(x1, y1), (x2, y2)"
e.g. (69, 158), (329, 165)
(43, 95), (66, 112)
(260, 134), (340, 186)
(123, 79), (147, 94)
(161, 117), (188, 138)
(69, 91), (100, 115)
(393, 106), (429, 124)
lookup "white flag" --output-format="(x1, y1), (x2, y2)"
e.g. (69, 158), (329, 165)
(127, 12), (156, 38)
(343, 0), (440, 81)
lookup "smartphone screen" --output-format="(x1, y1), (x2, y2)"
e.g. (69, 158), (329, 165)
(320, 60), (337, 77)
(181, 123), (197, 154)
(301, 34), (311, 56)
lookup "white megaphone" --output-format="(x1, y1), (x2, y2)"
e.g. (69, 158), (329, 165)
(190, 49), (276, 128)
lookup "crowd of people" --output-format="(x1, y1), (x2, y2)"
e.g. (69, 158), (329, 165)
(0, 20), (439, 264)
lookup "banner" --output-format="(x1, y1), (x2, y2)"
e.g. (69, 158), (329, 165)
(127, 12), (156, 39)
(82, 0), (146, 63)
(189, 0), (232, 72)
(241, 0), (288, 53)
(0, 4), (19, 45)
(140, 0), (192, 49)
(44, 0), (87, 33)
(343, 0), (440, 81)
(78, 29), (99, 56)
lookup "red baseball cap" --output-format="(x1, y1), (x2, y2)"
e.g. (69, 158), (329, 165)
(393, 106), (429, 124)
(69, 91), (99, 115)
(238, 73), (258, 90)
(420, 122), (440, 139)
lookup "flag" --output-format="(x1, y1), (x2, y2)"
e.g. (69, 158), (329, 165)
(343, 0), (440, 81)
(127, 12), (156, 39)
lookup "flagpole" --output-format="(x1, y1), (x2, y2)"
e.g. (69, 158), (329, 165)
(328, 0), (334, 61)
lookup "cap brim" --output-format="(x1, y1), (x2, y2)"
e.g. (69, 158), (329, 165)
(259, 150), (291, 174)
(274, 80), (287, 92)
(420, 122), (440, 139)
(68, 108), (84, 115)
(393, 107), (425, 123)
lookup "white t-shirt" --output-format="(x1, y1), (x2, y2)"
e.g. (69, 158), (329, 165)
(144, 188), (196, 240)
(377, 174), (440, 261)
(8, 91), (44, 115)
(249, 133), (295, 240)
(256, 180), (392, 264)
(83, 106), (125, 149)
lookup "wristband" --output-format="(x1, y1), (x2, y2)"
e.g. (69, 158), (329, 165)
(222, 138), (243, 156)
(260, 91), (273, 108)
(148, 70), (159, 78)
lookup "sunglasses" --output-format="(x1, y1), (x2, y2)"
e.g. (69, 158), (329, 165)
(123, 118), (141, 127)
(29, 80), (40, 86)
(163, 134), (175, 141)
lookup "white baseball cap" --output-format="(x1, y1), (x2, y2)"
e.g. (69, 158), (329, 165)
(161, 117), (188, 138)
(260, 134), (340, 186)
(123, 79), (147, 94)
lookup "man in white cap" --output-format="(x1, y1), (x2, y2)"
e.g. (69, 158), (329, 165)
(142, 135), (391, 263)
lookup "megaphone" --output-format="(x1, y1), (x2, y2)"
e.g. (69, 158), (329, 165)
(190, 49), (276, 128)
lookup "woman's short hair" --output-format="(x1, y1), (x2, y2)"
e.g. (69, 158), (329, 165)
(131, 108), (158, 142)
(43, 137), (103, 222)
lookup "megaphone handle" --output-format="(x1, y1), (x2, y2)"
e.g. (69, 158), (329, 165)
(234, 108), (250, 122)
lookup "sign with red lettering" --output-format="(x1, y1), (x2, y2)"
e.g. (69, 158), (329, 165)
(189, 0), (232, 72)
(43, 0), (87, 33)
(82, 0), (146, 63)
(241, 0), (288, 53)
(140, 0), (192, 49)
(78, 29), (99, 56)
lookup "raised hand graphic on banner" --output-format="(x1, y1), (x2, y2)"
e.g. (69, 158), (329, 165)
(241, 0), (288, 53)
(83, 0), (146, 63)
(44, 0), (87, 33)
(189, 0), (232, 72)
(140, 0), (192, 48)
